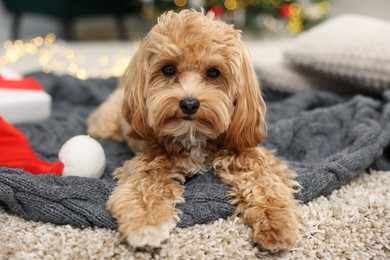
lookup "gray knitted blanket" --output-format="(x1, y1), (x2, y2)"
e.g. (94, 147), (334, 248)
(1, 72), (390, 229)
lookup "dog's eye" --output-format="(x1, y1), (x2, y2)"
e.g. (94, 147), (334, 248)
(206, 68), (220, 79)
(162, 65), (176, 77)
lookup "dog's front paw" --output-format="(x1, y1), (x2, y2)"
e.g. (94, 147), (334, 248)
(124, 220), (176, 248)
(251, 216), (299, 251)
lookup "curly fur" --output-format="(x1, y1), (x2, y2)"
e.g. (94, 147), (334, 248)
(88, 9), (302, 251)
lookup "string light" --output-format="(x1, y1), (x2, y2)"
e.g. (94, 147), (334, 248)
(0, 34), (131, 80)
(288, 3), (304, 34)
(174, 0), (187, 7)
(315, 1), (330, 18)
(288, 16), (303, 34)
(99, 56), (110, 66)
(225, 0), (238, 10)
(289, 3), (302, 17)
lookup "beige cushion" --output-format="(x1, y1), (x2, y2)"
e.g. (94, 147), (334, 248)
(284, 14), (390, 92)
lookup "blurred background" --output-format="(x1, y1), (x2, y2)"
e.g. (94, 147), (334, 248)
(0, 0), (389, 41)
(0, 0), (389, 78)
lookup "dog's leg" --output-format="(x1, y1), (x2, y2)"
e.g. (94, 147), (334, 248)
(214, 147), (302, 251)
(87, 88), (125, 142)
(107, 154), (185, 248)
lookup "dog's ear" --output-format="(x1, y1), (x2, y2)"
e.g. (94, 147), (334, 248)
(223, 44), (266, 151)
(121, 46), (155, 140)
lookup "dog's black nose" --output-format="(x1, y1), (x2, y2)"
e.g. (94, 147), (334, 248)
(179, 98), (200, 115)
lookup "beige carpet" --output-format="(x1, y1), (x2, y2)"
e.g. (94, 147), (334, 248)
(1, 170), (389, 259)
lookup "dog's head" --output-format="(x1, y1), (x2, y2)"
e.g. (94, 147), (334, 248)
(122, 9), (266, 151)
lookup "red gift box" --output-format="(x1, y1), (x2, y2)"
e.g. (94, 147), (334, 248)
(0, 70), (51, 124)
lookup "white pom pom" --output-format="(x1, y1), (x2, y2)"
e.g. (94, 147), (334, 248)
(59, 135), (106, 178)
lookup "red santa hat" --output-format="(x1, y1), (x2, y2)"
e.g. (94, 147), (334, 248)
(0, 117), (106, 178)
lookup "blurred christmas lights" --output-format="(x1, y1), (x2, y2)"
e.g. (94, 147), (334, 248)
(171, 0), (331, 34)
(0, 34), (131, 80)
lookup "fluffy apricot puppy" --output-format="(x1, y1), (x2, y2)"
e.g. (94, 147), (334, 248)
(88, 9), (302, 251)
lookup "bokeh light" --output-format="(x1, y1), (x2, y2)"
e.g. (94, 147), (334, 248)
(0, 34), (131, 80)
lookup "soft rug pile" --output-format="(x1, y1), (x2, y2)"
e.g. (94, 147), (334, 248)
(1, 170), (388, 259)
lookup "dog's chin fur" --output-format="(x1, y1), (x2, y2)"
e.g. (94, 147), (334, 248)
(87, 9), (302, 252)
